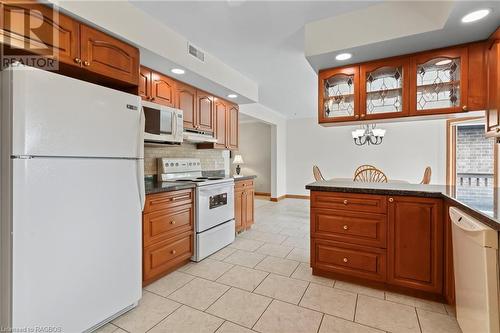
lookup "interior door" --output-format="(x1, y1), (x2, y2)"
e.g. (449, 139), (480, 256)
(79, 24), (139, 85)
(11, 158), (142, 332)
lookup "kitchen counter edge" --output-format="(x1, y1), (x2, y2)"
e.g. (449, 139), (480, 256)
(306, 181), (500, 231)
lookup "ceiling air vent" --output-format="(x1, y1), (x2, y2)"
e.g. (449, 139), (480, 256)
(188, 43), (205, 62)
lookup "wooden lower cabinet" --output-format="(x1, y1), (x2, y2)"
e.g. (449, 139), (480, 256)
(387, 196), (443, 294)
(311, 191), (445, 300)
(143, 189), (194, 285)
(234, 179), (255, 232)
(312, 239), (387, 282)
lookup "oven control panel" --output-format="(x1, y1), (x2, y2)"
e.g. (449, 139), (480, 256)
(209, 193), (228, 209)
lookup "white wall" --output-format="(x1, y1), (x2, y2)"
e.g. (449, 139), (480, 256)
(237, 122), (272, 193)
(239, 103), (287, 199)
(286, 118), (447, 196)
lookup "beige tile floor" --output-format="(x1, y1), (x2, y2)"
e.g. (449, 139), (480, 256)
(98, 198), (462, 333)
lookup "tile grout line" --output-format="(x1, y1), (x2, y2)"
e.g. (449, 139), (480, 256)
(415, 307), (424, 333)
(316, 313), (325, 333)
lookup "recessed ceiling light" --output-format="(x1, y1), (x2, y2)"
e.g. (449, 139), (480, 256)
(171, 68), (185, 75)
(436, 59), (452, 66)
(335, 53), (352, 61)
(461, 9), (490, 23)
(227, 94), (238, 99)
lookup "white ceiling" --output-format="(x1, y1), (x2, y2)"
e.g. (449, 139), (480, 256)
(131, 1), (499, 119)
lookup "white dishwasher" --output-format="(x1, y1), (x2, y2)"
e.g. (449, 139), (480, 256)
(450, 207), (499, 333)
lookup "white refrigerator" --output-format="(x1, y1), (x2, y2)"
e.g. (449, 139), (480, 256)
(0, 65), (145, 332)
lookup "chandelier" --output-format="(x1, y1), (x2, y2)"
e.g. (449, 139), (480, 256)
(352, 124), (386, 146)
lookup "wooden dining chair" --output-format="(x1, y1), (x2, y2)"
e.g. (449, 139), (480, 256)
(313, 165), (325, 181)
(420, 166), (432, 184)
(353, 166), (388, 183)
(353, 164), (377, 179)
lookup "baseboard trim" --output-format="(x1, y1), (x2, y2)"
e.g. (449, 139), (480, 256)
(270, 194), (310, 202)
(255, 192), (271, 196)
(286, 194), (310, 200)
(270, 195), (286, 202)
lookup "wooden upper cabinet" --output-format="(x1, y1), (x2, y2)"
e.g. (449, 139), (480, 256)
(318, 66), (360, 123)
(409, 46), (468, 115)
(486, 28), (500, 137)
(176, 82), (197, 130)
(467, 42), (487, 111)
(1, 2), (79, 65)
(213, 99), (227, 149)
(151, 72), (176, 107)
(227, 104), (239, 150)
(80, 25), (139, 86)
(196, 91), (215, 133)
(387, 196), (443, 294)
(139, 66), (152, 101)
(360, 57), (410, 120)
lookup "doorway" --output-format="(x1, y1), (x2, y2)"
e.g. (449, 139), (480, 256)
(447, 117), (496, 212)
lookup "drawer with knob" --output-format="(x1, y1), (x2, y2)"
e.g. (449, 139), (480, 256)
(235, 179), (254, 190)
(311, 192), (387, 214)
(311, 208), (387, 248)
(143, 231), (193, 283)
(312, 239), (386, 282)
(143, 204), (194, 247)
(144, 189), (194, 213)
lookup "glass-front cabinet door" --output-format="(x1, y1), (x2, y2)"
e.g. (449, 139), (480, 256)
(318, 66), (359, 123)
(410, 47), (468, 115)
(360, 58), (410, 120)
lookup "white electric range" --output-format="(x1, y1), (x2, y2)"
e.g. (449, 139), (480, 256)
(157, 158), (235, 261)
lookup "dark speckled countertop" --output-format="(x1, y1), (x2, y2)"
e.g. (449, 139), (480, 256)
(145, 180), (196, 194)
(306, 180), (500, 231)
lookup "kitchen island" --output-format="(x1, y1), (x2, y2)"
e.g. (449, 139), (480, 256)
(305, 180), (499, 304)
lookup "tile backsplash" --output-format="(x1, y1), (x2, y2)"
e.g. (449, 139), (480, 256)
(144, 143), (227, 175)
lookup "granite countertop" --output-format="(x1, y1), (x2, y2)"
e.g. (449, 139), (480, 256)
(306, 179), (500, 231)
(145, 180), (196, 194)
(232, 175), (257, 181)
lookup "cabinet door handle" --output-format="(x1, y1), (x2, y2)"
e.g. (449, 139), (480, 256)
(170, 220), (176, 225)
(343, 257), (349, 263)
(171, 250), (176, 255)
(83, 61), (90, 67)
(343, 199), (348, 205)
(361, 114), (366, 118)
(343, 225), (349, 230)
(462, 105), (468, 111)
(74, 57), (82, 65)
(389, 197), (394, 203)
(354, 115), (359, 119)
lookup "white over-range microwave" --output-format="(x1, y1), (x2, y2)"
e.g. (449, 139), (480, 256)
(142, 100), (184, 144)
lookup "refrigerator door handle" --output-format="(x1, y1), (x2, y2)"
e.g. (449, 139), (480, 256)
(137, 160), (145, 210)
(138, 108), (146, 210)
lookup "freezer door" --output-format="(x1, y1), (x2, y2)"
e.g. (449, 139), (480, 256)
(11, 158), (142, 332)
(7, 66), (142, 158)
